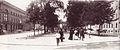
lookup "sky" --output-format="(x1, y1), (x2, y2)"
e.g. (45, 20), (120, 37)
(4, 0), (68, 11)
(5, 0), (33, 11)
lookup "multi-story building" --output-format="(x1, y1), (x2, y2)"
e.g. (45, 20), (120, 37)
(0, 0), (30, 34)
(85, 0), (120, 35)
(102, 0), (119, 34)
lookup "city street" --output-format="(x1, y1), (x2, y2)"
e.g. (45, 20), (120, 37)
(0, 31), (120, 50)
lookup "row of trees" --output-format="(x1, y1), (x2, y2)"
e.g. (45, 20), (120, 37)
(67, 1), (116, 27)
(66, 1), (118, 35)
(27, 0), (118, 35)
(27, 0), (64, 35)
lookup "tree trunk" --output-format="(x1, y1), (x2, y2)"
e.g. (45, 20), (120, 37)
(33, 23), (35, 36)
(38, 29), (39, 34)
(51, 27), (54, 33)
(44, 25), (46, 34)
(46, 27), (48, 32)
(38, 24), (40, 34)
(98, 24), (102, 35)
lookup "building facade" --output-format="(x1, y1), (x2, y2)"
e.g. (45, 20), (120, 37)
(0, 0), (30, 34)
(102, 0), (120, 34)
(87, 0), (120, 35)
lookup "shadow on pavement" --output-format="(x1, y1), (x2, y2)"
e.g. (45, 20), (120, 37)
(0, 43), (56, 46)
(16, 33), (52, 39)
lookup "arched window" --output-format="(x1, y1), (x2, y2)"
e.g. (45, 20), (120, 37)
(5, 9), (8, 13)
(116, 23), (118, 28)
(4, 9), (8, 21)
(109, 24), (110, 28)
(111, 24), (113, 28)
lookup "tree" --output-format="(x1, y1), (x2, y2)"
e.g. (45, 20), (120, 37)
(66, 1), (86, 28)
(41, 1), (64, 33)
(27, 0), (64, 35)
(90, 1), (118, 35)
(66, 1), (117, 35)
(27, 1), (44, 36)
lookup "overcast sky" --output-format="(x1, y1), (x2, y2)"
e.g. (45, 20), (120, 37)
(5, 0), (33, 11)
(4, 0), (69, 11)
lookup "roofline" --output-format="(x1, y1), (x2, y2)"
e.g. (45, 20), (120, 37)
(0, 0), (26, 14)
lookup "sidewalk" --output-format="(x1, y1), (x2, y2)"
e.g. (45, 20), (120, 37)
(0, 32), (120, 50)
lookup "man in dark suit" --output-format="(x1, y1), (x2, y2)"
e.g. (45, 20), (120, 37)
(59, 29), (64, 42)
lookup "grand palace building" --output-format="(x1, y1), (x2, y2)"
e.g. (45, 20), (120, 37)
(0, 0), (31, 34)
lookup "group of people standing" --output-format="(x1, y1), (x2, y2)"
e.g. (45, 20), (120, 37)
(56, 28), (86, 46)
(68, 28), (85, 41)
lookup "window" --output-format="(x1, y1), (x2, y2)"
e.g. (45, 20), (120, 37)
(116, 23), (118, 28)
(3, 14), (8, 21)
(5, 9), (8, 13)
(103, 24), (105, 28)
(111, 24), (113, 28)
(11, 12), (13, 15)
(109, 24), (110, 28)
(16, 13), (17, 16)
(17, 14), (18, 16)
(109, 30), (110, 32)
(106, 24), (108, 28)
(10, 12), (12, 15)
(111, 30), (113, 32)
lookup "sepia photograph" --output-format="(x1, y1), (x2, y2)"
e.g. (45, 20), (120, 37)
(0, 0), (120, 50)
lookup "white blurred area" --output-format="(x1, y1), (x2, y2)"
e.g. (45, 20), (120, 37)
(54, 0), (68, 22)
(5, 0), (33, 11)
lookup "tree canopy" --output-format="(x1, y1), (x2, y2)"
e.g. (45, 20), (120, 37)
(66, 1), (116, 28)
(27, 0), (64, 31)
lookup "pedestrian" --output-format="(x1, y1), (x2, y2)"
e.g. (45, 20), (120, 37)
(80, 29), (85, 41)
(59, 29), (64, 42)
(0, 28), (2, 35)
(75, 29), (80, 40)
(68, 28), (74, 40)
(55, 32), (60, 46)
(76, 29), (80, 37)
(74, 29), (78, 40)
